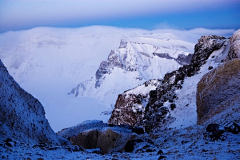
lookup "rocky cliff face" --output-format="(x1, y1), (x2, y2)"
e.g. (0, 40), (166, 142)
(197, 29), (240, 124)
(197, 59), (240, 124)
(108, 79), (162, 127)
(0, 60), (62, 145)
(226, 29), (240, 61)
(109, 35), (228, 132)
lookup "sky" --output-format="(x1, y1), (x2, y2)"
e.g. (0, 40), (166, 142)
(0, 0), (239, 33)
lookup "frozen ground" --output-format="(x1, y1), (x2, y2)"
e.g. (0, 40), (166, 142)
(1, 124), (239, 160)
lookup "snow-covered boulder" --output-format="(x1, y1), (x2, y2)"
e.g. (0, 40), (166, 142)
(71, 127), (137, 154)
(0, 59), (63, 146)
(226, 29), (240, 61)
(57, 120), (138, 154)
(197, 58), (240, 124)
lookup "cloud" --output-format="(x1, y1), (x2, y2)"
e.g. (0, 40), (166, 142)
(152, 28), (235, 43)
(154, 22), (179, 30)
(0, 0), (239, 33)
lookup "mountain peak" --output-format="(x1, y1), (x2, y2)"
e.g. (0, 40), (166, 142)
(119, 39), (128, 48)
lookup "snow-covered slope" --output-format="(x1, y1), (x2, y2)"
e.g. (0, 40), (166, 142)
(145, 35), (230, 132)
(0, 26), (234, 131)
(70, 37), (194, 110)
(0, 59), (62, 146)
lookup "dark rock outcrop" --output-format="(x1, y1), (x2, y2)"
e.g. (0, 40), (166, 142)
(0, 59), (64, 146)
(108, 79), (161, 127)
(108, 93), (144, 127)
(154, 53), (193, 65)
(205, 124), (225, 141)
(176, 53), (193, 65)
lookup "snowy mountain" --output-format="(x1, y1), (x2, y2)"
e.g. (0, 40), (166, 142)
(0, 26), (136, 131)
(0, 26), (234, 132)
(69, 37), (194, 110)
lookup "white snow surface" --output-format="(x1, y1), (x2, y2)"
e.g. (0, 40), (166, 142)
(125, 79), (161, 96)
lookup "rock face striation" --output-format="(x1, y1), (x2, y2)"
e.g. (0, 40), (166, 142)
(108, 35), (228, 132)
(0, 59), (62, 146)
(197, 58), (240, 124)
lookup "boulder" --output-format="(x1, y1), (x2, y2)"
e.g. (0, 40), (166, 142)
(197, 59), (240, 124)
(205, 124), (225, 141)
(96, 128), (123, 154)
(65, 126), (138, 154)
(70, 129), (100, 149)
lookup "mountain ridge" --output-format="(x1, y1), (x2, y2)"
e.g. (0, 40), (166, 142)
(69, 37), (193, 110)
(109, 34), (229, 132)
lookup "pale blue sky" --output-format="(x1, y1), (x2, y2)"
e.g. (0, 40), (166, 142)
(0, 0), (239, 33)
